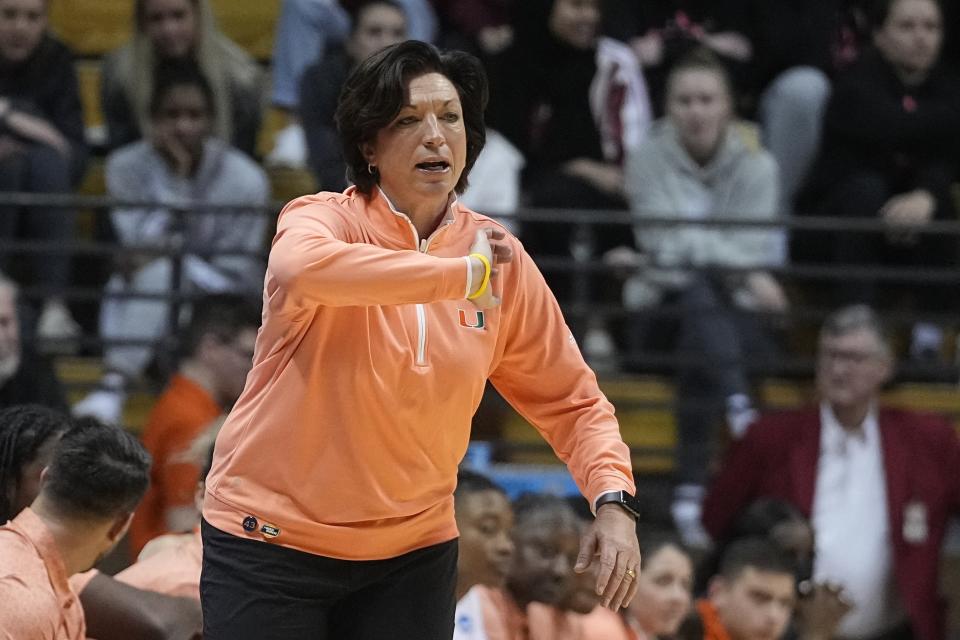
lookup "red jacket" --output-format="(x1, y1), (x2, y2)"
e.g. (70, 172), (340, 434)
(703, 407), (960, 640)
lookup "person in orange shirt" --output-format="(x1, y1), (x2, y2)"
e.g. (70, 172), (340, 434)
(454, 470), (515, 602)
(466, 494), (583, 640)
(623, 533), (694, 640)
(118, 429), (219, 601)
(681, 538), (796, 640)
(553, 506), (634, 640)
(0, 405), (203, 640)
(128, 294), (260, 556)
(0, 415), (150, 639)
(454, 470), (514, 640)
(201, 39), (640, 639)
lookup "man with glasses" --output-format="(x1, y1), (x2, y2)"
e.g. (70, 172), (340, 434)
(127, 294), (261, 557)
(702, 304), (960, 640)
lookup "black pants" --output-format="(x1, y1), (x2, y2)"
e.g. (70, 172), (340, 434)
(0, 143), (76, 294)
(625, 276), (777, 486)
(200, 520), (458, 640)
(813, 170), (958, 312)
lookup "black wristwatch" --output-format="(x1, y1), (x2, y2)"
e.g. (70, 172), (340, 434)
(594, 490), (642, 520)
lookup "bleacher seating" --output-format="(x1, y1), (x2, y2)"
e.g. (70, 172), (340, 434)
(49, 0), (278, 60)
(503, 376), (960, 473)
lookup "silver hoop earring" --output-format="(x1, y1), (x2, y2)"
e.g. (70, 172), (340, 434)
(367, 163), (377, 175)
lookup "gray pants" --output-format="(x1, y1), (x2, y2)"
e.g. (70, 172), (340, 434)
(759, 66), (831, 211)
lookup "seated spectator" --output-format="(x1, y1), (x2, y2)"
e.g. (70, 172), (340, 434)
(0, 405), (71, 525)
(0, 274), (67, 411)
(618, 48), (784, 548)
(0, 0), (87, 342)
(267, 0), (436, 167)
(748, 0), (874, 211)
(454, 470), (515, 601)
(486, 0), (651, 349)
(554, 516), (648, 639)
(703, 305), (960, 640)
(678, 537), (796, 640)
(623, 532), (693, 639)
(798, 0), (960, 358)
(458, 494), (592, 640)
(300, 0), (409, 191)
(697, 499), (851, 640)
(0, 416), (151, 638)
(489, 0), (650, 213)
(115, 429), (219, 600)
(600, 0), (755, 114)
(0, 406), (203, 640)
(101, 0), (262, 156)
(432, 0), (515, 58)
(452, 470), (514, 639)
(126, 294), (259, 556)
(74, 62), (268, 424)
(698, 499), (814, 595)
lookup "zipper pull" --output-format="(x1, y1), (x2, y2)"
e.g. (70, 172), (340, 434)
(419, 238), (428, 253)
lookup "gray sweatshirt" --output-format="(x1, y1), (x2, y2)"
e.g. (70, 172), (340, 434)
(624, 119), (783, 306)
(105, 138), (269, 291)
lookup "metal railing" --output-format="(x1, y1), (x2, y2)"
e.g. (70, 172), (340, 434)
(2, 190), (958, 389)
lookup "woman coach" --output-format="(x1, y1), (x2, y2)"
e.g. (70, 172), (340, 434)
(200, 40), (640, 639)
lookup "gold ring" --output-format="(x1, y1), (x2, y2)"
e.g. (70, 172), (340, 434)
(625, 568), (636, 579)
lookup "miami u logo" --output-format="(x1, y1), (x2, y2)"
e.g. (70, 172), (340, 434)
(458, 309), (485, 329)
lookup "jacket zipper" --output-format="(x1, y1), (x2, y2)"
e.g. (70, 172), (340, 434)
(402, 221), (451, 366)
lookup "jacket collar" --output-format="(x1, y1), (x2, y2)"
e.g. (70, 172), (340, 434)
(358, 186), (459, 250)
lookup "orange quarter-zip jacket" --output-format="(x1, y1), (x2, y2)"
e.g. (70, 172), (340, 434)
(203, 187), (634, 560)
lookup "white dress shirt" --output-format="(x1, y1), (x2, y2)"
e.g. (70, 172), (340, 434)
(812, 403), (906, 638)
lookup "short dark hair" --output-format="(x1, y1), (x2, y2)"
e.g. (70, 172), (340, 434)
(455, 468), (506, 501)
(346, 0), (405, 27)
(182, 294), (261, 357)
(0, 405), (72, 524)
(637, 528), (688, 571)
(335, 40), (488, 195)
(512, 492), (578, 530)
(149, 60), (216, 119)
(44, 419), (151, 520)
(718, 537), (795, 582)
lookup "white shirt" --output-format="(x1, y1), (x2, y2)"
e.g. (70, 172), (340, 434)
(812, 403), (906, 638)
(453, 586), (489, 640)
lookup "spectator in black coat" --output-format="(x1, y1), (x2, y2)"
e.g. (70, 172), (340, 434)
(747, 0), (873, 211)
(0, 0), (87, 342)
(300, 0), (408, 191)
(0, 275), (67, 412)
(799, 0), (960, 358)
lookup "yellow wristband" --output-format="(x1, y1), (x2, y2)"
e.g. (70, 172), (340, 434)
(467, 253), (491, 300)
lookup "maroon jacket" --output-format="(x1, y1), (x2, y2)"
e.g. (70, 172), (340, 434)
(703, 406), (960, 640)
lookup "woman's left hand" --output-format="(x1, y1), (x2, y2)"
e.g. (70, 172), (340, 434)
(574, 504), (642, 610)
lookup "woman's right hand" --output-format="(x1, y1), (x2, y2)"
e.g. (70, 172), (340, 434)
(468, 228), (513, 309)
